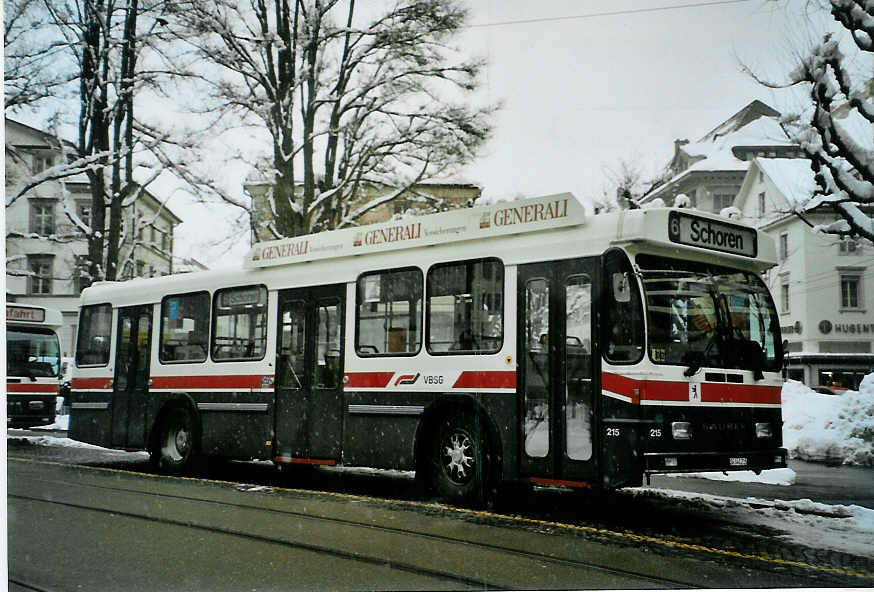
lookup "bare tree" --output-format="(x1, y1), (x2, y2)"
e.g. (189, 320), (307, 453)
(6, 0), (189, 282)
(4, 0), (74, 111)
(172, 0), (497, 239)
(747, 0), (874, 241)
(596, 158), (664, 212)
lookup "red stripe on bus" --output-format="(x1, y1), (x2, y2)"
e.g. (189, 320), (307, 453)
(602, 372), (781, 405)
(150, 375), (266, 390)
(71, 377), (113, 390)
(274, 456), (337, 466)
(6, 383), (58, 394)
(702, 383), (781, 405)
(344, 372), (394, 388)
(639, 380), (690, 402)
(452, 371), (516, 389)
(529, 477), (590, 489)
(600, 372), (643, 403)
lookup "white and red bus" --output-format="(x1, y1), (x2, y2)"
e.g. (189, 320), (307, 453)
(6, 304), (63, 428)
(69, 194), (786, 505)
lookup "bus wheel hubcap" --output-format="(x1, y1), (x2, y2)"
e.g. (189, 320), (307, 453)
(443, 431), (474, 484)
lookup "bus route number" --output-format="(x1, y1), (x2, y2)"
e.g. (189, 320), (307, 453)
(606, 427), (621, 437)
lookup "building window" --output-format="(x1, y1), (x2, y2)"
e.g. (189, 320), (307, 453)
(839, 272), (863, 309)
(780, 273), (790, 313)
(758, 192), (766, 217)
(74, 255), (92, 294)
(28, 255), (53, 295)
(29, 200), (55, 235)
(32, 153), (54, 173)
(76, 201), (92, 229)
(779, 233), (788, 261)
(135, 260), (146, 278)
(839, 238), (862, 255)
(714, 193), (734, 211)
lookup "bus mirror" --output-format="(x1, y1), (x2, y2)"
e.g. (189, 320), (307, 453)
(613, 272), (631, 303)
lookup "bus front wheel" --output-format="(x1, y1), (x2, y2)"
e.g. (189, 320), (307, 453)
(430, 411), (488, 507)
(152, 407), (198, 474)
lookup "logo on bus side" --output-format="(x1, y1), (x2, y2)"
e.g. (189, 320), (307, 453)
(393, 373), (420, 386)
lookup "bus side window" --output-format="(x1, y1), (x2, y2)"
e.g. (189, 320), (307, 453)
(356, 268), (422, 356)
(76, 304), (112, 366)
(602, 250), (644, 364)
(160, 292), (210, 363)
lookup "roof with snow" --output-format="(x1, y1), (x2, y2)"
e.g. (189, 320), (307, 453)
(645, 101), (798, 201)
(755, 158), (818, 209)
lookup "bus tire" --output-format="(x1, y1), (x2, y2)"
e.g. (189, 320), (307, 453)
(430, 410), (488, 507)
(152, 406), (199, 474)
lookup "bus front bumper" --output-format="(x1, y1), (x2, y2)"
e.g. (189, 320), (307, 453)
(643, 449), (788, 474)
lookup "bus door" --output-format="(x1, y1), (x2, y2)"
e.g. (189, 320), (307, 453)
(518, 258), (599, 485)
(111, 305), (152, 448)
(275, 285), (345, 462)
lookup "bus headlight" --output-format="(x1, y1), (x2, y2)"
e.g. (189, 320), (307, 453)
(755, 422), (773, 439)
(671, 421), (692, 440)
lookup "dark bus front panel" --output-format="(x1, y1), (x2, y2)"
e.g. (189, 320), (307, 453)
(7, 392), (57, 428)
(640, 402), (786, 474)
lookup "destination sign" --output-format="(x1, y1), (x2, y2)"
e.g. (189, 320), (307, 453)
(6, 305), (45, 323)
(668, 211), (757, 258)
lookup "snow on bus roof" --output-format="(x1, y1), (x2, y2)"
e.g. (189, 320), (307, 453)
(243, 193), (584, 270)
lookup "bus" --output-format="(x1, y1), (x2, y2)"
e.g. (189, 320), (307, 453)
(69, 194), (786, 505)
(7, 304), (63, 428)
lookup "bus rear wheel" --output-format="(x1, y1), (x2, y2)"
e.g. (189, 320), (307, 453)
(152, 407), (198, 474)
(430, 411), (488, 507)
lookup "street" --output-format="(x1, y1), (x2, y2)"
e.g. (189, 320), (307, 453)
(7, 433), (874, 590)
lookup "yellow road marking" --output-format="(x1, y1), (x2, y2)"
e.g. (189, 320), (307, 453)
(9, 456), (873, 581)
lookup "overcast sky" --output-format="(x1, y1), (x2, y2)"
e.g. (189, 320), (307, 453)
(455, 0), (828, 203)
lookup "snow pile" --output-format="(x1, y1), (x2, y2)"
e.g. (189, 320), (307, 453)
(782, 376), (874, 467)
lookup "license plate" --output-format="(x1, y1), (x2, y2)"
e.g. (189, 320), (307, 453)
(729, 457), (748, 466)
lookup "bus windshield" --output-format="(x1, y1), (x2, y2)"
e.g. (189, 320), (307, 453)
(7, 328), (61, 378)
(637, 255), (781, 375)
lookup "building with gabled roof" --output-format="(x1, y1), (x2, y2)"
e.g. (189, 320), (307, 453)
(643, 100), (802, 212)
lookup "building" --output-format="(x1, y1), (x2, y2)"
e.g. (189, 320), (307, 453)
(5, 118), (182, 356)
(642, 101), (873, 390)
(246, 177), (482, 243)
(645, 100), (803, 211)
(734, 157), (874, 390)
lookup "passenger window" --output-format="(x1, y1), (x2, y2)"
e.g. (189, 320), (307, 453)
(212, 285), (268, 361)
(76, 304), (112, 366)
(160, 292), (210, 363)
(603, 250), (644, 364)
(427, 258), (503, 354)
(356, 268), (422, 356)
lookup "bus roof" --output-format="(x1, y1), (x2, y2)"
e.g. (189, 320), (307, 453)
(243, 193), (583, 270)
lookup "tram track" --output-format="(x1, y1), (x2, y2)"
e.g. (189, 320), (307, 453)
(9, 465), (696, 590)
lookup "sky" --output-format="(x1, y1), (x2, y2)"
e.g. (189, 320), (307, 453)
(455, 0), (824, 202)
(7, 0), (838, 269)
